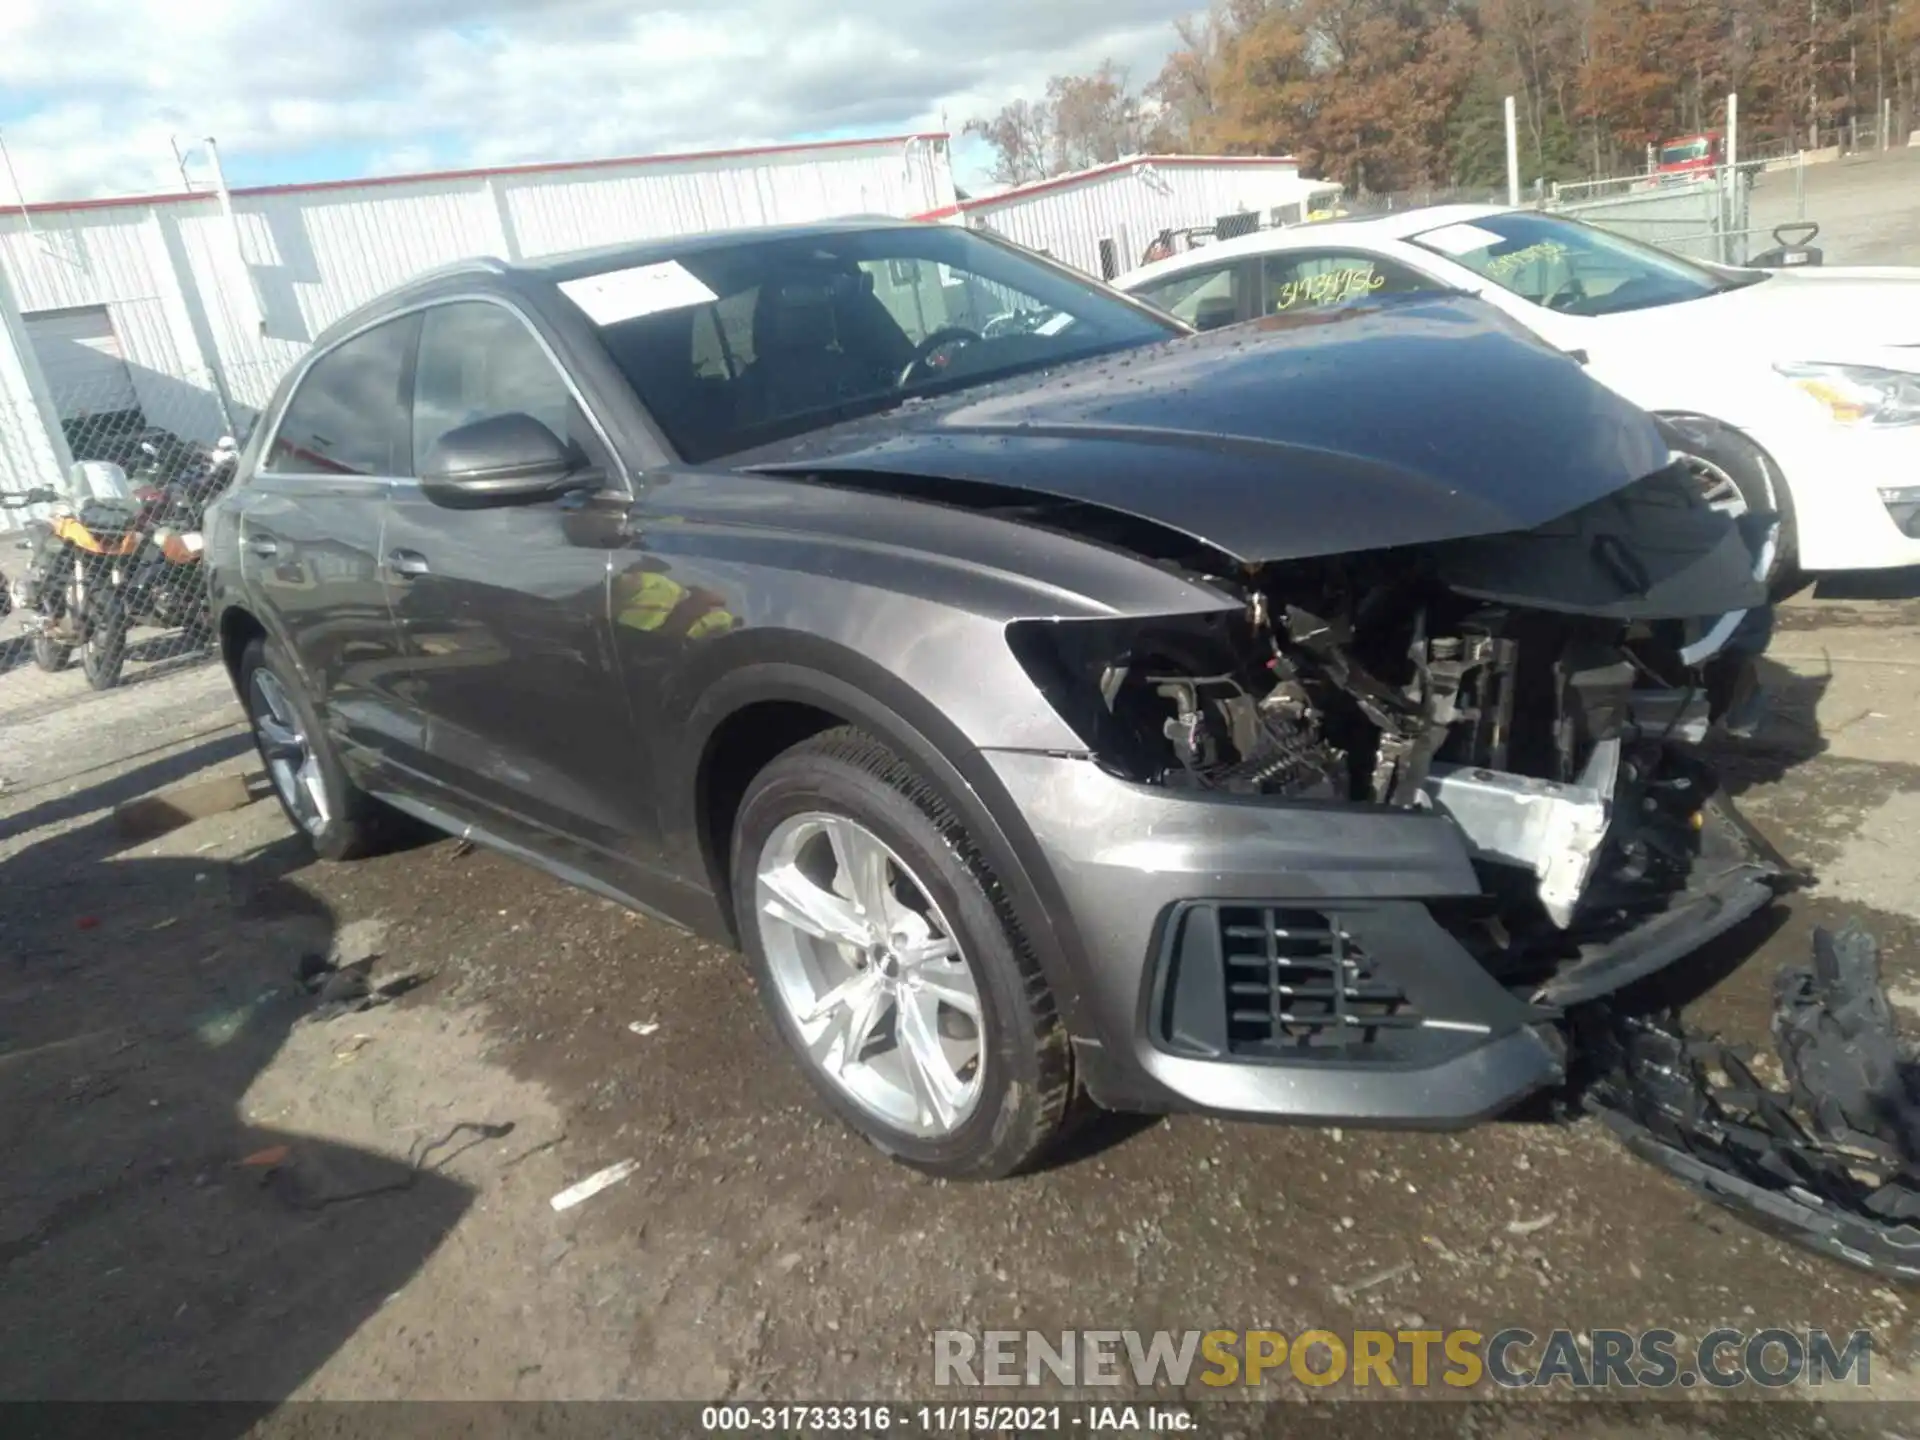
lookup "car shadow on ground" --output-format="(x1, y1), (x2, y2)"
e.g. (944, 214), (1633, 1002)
(1697, 655), (1834, 801)
(0, 730), (255, 840)
(0, 756), (475, 1412)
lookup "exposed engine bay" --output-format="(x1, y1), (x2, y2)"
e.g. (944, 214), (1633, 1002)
(1010, 464), (1775, 965)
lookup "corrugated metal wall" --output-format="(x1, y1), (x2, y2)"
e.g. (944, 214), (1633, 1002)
(0, 209), (229, 448)
(957, 161), (1317, 277)
(0, 135), (955, 519)
(504, 141), (946, 257)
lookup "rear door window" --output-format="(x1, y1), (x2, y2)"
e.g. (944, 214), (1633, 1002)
(1130, 263), (1249, 331)
(263, 315), (419, 476)
(1260, 252), (1436, 314)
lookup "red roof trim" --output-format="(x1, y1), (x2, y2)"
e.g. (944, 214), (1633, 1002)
(920, 154), (1300, 219)
(10, 132), (950, 218)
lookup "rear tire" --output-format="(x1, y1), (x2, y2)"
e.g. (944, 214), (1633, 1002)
(238, 634), (384, 862)
(730, 726), (1073, 1179)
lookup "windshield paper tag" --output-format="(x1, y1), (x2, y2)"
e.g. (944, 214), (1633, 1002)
(1416, 222), (1505, 256)
(559, 262), (717, 325)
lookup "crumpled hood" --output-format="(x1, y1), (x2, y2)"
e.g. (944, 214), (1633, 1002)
(735, 293), (1673, 566)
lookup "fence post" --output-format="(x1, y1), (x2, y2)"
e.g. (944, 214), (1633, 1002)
(1504, 96), (1520, 207)
(1723, 93), (1739, 266)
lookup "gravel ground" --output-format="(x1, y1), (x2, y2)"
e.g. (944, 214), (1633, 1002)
(4, 585), (1920, 1434)
(1746, 145), (1920, 265)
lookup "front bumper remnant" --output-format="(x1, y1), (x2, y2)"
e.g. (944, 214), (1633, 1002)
(1582, 922), (1920, 1282)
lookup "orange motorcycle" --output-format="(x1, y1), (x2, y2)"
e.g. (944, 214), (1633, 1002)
(11, 465), (146, 689)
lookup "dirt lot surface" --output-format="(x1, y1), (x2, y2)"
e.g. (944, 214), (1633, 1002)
(5, 585), (1920, 1434)
(1747, 144), (1920, 265)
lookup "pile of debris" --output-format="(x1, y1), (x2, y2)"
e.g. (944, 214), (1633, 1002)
(298, 919), (431, 1024)
(1584, 922), (1920, 1281)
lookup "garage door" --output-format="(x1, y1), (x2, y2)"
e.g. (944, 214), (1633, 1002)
(25, 306), (140, 419)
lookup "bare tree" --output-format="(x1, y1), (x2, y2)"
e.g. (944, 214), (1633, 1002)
(963, 99), (1055, 185)
(1047, 62), (1149, 169)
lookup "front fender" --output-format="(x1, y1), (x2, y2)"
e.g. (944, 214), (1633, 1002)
(671, 647), (1108, 1044)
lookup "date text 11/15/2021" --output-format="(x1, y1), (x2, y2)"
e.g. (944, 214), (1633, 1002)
(700, 1405), (1194, 1432)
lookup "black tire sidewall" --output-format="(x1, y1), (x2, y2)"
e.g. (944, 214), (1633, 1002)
(237, 635), (370, 862)
(1667, 418), (1798, 586)
(730, 743), (1052, 1177)
(31, 633), (69, 672)
(81, 598), (126, 690)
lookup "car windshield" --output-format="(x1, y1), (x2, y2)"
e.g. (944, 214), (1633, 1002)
(569, 225), (1182, 462)
(1408, 211), (1764, 317)
(1660, 139), (1711, 164)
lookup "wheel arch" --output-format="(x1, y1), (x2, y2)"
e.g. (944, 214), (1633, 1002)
(682, 648), (1101, 1042)
(217, 603), (266, 690)
(1652, 409), (1800, 587)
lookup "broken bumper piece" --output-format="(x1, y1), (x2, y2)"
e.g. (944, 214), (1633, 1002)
(1583, 923), (1920, 1282)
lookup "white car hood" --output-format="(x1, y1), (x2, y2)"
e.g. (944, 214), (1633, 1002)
(1604, 267), (1920, 366)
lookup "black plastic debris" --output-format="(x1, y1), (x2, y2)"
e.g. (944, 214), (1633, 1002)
(1582, 921), (1920, 1282)
(1774, 923), (1920, 1154)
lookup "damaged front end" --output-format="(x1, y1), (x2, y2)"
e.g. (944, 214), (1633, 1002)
(1007, 457), (1920, 1277)
(1010, 460), (1786, 1007)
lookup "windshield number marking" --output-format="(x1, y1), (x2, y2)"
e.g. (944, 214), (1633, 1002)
(1273, 267), (1385, 311)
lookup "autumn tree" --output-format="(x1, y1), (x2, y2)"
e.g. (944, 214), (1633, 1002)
(978, 0), (1920, 192)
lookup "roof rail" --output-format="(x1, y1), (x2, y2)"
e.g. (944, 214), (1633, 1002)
(406, 254), (514, 284)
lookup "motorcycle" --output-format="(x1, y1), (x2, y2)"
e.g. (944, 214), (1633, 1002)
(9, 462), (147, 689)
(0, 486), (53, 620)
(121, 435), (237, 643)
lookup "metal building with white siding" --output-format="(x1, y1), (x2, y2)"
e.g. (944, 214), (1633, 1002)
(0, 133), (955, 519)
(920, 155), (1338, 279)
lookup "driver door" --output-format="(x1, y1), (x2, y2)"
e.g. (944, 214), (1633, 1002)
(381, 298), (652, 884)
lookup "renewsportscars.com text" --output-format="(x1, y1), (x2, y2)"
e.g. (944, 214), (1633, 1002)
(933, 1328), (1873, 1390)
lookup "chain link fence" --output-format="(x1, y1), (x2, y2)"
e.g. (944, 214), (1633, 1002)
(2, 363), (242, 711)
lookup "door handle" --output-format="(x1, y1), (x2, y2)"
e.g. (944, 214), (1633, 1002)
(386, 548), (430, 579)
(245, 534), (278, 557)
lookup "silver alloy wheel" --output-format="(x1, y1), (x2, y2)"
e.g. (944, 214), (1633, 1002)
(754, 812), (985, 1138)
(1677, 450), (1778, 581)
(250, 669), (330, 836)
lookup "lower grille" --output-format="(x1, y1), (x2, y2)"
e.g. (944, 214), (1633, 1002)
(1221, 907), (1422, 1055)
(1155, 902), (1431, 1061)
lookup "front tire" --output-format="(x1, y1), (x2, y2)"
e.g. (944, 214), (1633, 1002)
(81, 597), (127, 690)
(238, 634), (384, 861)
(31, 632), (70, 672)
(731, 726), (1073, 1179)
(1662, 415), (1800, 597)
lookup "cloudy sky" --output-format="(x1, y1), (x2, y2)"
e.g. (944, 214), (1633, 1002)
(0, 0), (1199, 203)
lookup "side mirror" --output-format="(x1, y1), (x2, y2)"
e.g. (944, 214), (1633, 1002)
(419, 412), (593, 510)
